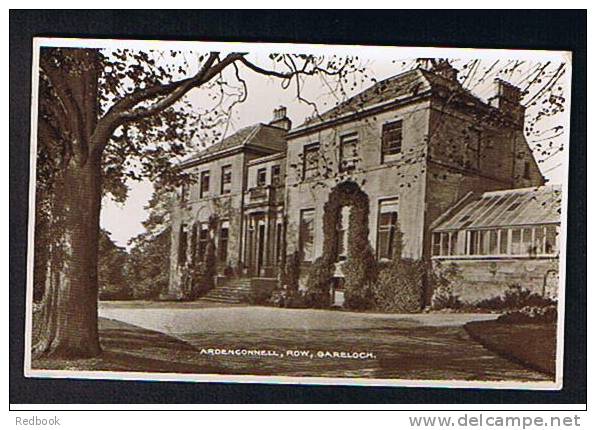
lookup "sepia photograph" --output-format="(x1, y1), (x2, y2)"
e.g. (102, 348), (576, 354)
(24, 37), (571, 389)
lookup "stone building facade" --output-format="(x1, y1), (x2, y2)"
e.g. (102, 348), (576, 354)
(167, 63), (559, 304)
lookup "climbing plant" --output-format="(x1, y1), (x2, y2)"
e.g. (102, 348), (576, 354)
(305, 181), (377, 309)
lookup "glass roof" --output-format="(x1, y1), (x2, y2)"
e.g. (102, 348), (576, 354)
(433, 185), (562, 231)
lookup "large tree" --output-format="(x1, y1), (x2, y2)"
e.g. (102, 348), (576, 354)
(33, 47), (362, 358)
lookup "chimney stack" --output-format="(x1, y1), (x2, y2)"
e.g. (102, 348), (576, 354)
(431, 60), (459, 82)
(269, 106), (292, 131)
(488, 79), (525, 126)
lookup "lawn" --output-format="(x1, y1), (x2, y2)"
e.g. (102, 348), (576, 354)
(32, 318), (219, 374)
(464, 321), (557, 378)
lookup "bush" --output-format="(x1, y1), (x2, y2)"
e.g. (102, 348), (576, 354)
(281, 251), (301, 292)
(343, 245), (378, 310)
(429, 262), (464, 310)
(476, 284), (555, 310)
(305, 257), (334, 308)
(373, 258), (425, 313)
(497, 305), (558, 323)
(247, 286), (274, 305)
(269, 288), (308, 308)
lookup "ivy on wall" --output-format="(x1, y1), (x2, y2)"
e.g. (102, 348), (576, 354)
(305, 181), (377, 309)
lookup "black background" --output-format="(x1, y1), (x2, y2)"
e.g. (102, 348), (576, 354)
(9, 9), (587, 406)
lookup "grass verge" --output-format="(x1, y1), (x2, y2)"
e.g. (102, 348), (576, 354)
(464, 320), (556, 378)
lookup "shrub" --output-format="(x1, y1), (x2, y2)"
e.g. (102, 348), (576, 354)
(247, 286), (273, 305)
(476, 284), (555, 310)
(281, 251), (301, 292)
(305, 257), (334, 308)
(343, 245), (378, 310)
(269, 288), (308, 308)
(429, 262), (464, 310)
(497, 305), (558, 324)
(373, 258), (425, 313)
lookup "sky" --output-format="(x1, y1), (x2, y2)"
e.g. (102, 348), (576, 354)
(97, 42), (571, 248)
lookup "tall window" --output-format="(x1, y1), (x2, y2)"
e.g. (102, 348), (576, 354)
(257, 168), (267, 187)
(299, 209), (315, 262)
(336, 206), (351, 261)
(180, 183), (189, 203)
(190, 224), (198, 264)
(271, 165), (281, 186)
(218, 221), (229, 262)
(523, 161), (531, 180)
(178, 225), (188, 266)
(220, 165), (232, 195)
(377, 199), (399, 260)
(275, 222), (283, 263)
(302, 143), (319, 180)
(382, 120), (403, 161)
(339, 132), (358, 171)
(197, 224), (209, 261)
(464, 129), (481, 170)
(200, 171), (210, 198)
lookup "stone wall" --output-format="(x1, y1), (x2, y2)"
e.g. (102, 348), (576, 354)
(432, 257), (560, 303)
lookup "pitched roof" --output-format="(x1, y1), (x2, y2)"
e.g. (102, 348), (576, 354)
(433, 185), (562, 232)
(181, 123), (287, 166)
(293, 67), (481, 133)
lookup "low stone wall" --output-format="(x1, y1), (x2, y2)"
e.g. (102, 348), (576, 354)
(433, 257), (559, 304)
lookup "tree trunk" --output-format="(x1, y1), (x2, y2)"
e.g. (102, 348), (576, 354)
(33, 154), (103, 359)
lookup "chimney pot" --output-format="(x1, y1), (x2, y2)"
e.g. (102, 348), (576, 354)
(269, 106), (292, 131)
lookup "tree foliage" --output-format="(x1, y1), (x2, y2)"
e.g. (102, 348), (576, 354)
(98, 230), (131, 300)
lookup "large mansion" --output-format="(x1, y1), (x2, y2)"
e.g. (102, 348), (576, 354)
(166, 62), (561, 305)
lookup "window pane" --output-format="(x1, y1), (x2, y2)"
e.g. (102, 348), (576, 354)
(200, 171), (210, 198)
(545, 225), (558, 254)
(336, 206), (351, 261)
(432, 233), (441, 256)
(257, 168), (267, 186)
(489, 230), (498, 254)
(271, 165), (281, 185)
(198, 224), (209, 260)
(468, 230), (479, 255)
(218, 222), (229, 262)
(382, 120), (403, 156)
(221, 166), (232, 194)
(340, 132), (358, 171)
(521, 228), (532, 255)
(178, 225), (188, 266)
(300, 209), (315, 262)
(534, 226), (545, 254)
(449, 232), (459, 255)
(377, 199), (399, 259)
(303, 143), (319, 180)
(441, 232), (449, 256)
(499, 229), (508, 254)
(511, 229), (521, 255)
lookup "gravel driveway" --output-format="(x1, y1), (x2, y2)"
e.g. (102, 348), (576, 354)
(99, 301), (548, 382)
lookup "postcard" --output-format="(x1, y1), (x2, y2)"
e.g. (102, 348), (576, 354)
(25, 38), (571, 389)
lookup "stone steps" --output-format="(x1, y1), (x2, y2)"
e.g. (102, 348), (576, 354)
(201, 278), (253, 304)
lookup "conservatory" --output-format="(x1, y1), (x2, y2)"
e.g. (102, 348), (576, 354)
(430, 185), (561, 301)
